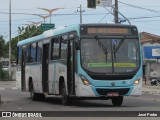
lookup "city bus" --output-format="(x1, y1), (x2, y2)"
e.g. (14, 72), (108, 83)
(16, 24), (142, 106)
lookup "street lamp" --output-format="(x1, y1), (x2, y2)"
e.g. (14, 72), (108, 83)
(33, 14), (50, 23)
(37, 7), (64, 23)
(27, 21), (42, 26)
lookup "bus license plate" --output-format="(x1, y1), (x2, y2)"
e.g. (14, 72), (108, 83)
(107, 92), (119, 96)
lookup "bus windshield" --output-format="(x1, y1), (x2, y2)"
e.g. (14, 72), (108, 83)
(81, 38), (140, 74)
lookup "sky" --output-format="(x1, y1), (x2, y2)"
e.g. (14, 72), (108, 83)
(0, 0), (160, 41)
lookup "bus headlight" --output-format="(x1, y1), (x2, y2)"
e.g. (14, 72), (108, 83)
(80, 75), (91, 86)
(134, 79), (140, 86)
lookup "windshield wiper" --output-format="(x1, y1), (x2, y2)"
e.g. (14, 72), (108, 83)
(95, 36), (108, 63)
(113, 39), (124, 53)
(112, 39), (124, 62)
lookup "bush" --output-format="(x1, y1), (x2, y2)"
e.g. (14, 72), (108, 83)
(0, 62), (9, 81)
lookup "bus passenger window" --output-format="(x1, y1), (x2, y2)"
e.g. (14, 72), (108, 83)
(30, 43), (36, 63)
(37, 42), (42, 62)
(26, 45), (30, 63)
(17, 47), (22, 64)
(51, 38), (60, 60)
(61, 41), (67, 60)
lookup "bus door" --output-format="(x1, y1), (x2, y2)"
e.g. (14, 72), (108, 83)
(67, 40), (75, 95)
(42, 43), (49, 93)
(21, 49), (26, 91)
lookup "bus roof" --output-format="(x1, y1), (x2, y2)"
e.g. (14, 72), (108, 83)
(17, 23), (137, 47)
(17, 24), (80, 47)
(80, 23), (136, 28)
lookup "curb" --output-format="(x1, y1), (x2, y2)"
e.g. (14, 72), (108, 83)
(142, 89), (160, 95)
(142, 90), (160, 95)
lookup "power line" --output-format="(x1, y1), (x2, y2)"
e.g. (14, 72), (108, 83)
(0, 9), (37, 10)
(119, 1), (160, 13)
(0, 17), (40, 22)
(98, 7), (113, 23)
(0, 12), (109, 23)
(128, 15), (160, 20)
(138, 27), (160, 30)
(132, 20), (160, 23)
(0, 14), (160, 23)
(98, 12), (110, 23)
(0, 7), (102, 11)
(0, 12), (46, 15)
(0, 11), (107, 16)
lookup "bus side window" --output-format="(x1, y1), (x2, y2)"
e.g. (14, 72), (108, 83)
(30, 43), (36, 63)
(26, 45), (30, 64)
(60, 40), (67, 60)
(37, 42), (42, 62)
(51, 38), (60, 60)
(17, 47), (22, 64)
(27, 44), (34, 63)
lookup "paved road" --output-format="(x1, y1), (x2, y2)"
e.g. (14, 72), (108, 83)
(0, 81), (160, 119)
(0, 88), (160, 111)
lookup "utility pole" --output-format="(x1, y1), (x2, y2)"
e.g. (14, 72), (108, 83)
(114, 0), (119, 23)
(80, 5), (82, 24)
(9, 0), (11, 80)
(77, 5), (85, 24)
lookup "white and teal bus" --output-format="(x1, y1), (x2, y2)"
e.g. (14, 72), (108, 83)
(16, 24), (142, 106)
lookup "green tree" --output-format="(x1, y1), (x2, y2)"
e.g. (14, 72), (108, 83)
(0, 26), (43, 80)
(7, 25), (43, 61)
(0, 35), (9, 80)
(0, 35), (5, 58)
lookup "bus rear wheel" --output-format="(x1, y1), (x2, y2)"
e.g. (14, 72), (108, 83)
(30, 82), (45, 101)
(61, 82), (71, 105)
(111, 96), (123, 106)
(30, 82), (38, 101)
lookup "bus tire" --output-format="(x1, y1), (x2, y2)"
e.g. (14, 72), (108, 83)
(111, 96), (123, 106)
(30, 82), (39, 101)
(40, 94), (46, 101)
(61, 82), (71, 105)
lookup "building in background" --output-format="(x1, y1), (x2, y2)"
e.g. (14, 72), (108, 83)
(0, 58), (16, 80)
(0, 58), (9, 71)
(140, 32), (160, 79)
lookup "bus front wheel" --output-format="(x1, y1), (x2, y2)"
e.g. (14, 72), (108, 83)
(61, 82), (71, 105)
(111, 96), (123, 106)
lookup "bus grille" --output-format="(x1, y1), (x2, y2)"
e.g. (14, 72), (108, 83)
(96, 88), (130, 96)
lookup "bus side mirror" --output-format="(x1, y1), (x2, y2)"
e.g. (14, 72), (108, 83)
(75, 41), (80, 50)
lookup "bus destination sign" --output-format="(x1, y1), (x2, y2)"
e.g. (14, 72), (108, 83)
(87, 28), (129, 35)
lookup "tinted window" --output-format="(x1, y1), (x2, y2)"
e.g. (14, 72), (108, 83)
(37, 42), (42, 62)
(51, 38), (60, 60)
(30, 43), (36, 63)
(26, 45), (31, 63)
(17, 47), (22, 64)
(60, 40), (67, 60)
